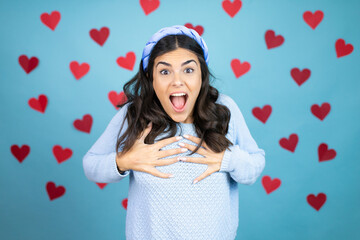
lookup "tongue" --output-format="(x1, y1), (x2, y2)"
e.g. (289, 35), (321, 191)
(171, 96), (186, 109)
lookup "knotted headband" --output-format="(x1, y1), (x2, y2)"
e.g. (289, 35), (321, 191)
(141, 25), (209, 71)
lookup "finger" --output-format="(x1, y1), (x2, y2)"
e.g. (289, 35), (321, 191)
(154, 157), (180, 166)
(183, 134), (209, 150)
(157, 147), (188, 159)
(177, 156), (207, 164)
(138, 122), (152, 143)
(179, 142), (207, 156)
(148, 167), (174, 179)
(154, 135), (183, 149)
(193, 168), (213, 184)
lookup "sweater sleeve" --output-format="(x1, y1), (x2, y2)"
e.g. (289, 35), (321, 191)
(219, 95), (266, 185)
(82, 103), (131, 183)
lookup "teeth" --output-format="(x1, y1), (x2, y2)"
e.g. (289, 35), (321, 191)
(170, 93), (186, 97)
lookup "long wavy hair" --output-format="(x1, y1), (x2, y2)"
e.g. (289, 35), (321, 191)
(115, 34), (233, 157)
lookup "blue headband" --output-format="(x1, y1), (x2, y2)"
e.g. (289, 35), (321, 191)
(141, 25), (209, 71)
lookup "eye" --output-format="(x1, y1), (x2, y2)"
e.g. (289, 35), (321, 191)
(184, 68), (194, 73)
(160, 69), (170, 75)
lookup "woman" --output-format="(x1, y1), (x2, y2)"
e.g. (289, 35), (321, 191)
(83, 25), (265, 240)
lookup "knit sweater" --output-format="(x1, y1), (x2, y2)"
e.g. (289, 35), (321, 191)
(82, 93), (266, 240)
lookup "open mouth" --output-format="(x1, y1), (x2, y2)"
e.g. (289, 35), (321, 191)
(169, 93), (188, 112)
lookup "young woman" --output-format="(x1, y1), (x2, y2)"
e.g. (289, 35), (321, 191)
(83, 25), (266, 240)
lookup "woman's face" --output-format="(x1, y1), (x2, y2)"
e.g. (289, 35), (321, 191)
(152, 48), (202, 124)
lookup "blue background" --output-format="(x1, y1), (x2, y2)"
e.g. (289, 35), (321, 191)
(1, 0), (359, 239)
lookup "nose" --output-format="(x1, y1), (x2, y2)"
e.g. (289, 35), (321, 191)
(171, 71), (184, 86)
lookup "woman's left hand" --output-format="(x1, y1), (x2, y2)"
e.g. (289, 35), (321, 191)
(178, 134), (226, 184)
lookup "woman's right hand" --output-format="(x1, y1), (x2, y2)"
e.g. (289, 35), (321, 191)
(116, 122), (186, 178)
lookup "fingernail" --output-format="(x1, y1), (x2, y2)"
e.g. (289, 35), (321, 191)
(193, 179), (198, 184)
(181, 148), (187, 152)
(168, 174), (174, 178)
(178, 157), (187, 161)
(178, 142), (185, 147)
(176, 136), (182, 140)
(183, 134), (189, 138)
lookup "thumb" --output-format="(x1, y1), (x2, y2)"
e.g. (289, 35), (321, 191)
(138, 121), (152, 143)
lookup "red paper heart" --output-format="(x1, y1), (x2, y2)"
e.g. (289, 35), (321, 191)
(303, 10), (324, 30)
(96, 183), (107, 189)
(265, 30), (284, 49)
(117, 52), (136, 71)
(311, 103), (330, 121)
(108, 91), (128, 109)
(74, 114), (93, 133)
(184, 23), (204, 36)
(335, 39), (354, 58)
(307, 193), (326, 211)
(291, 68), (311, 86)
(222, 0), (242, 18)
(40, 11), (61, 31)
(252, 105), (272, 124)
(18, 55), (39, 74)
(122, 198), (128, 210)
(318, 143), (336, 162)
(11, 144), (30, 163)
(279, 134), (298, 153)
(70, 61), (90, 80)
(231, 59), (250, 78)
(52, 145), (73, 164)
(90, 27), (110, 46)
(262, 176), (281, 194)
(140, 0), (160, 15)
(28, 94), (48, 113)
(46, 181), (66, 201)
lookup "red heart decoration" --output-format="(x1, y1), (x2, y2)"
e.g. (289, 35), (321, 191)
(265, 30), (284, 49)
(262, 176), (281, 194)
(231, 59), (250, 78)
(291, 68), (311, 86)
(140, 0), (160, 15)
(222, 0), (242, 18)
(311, 102), (330, 121)
(11, 144), (30, 163)
(52, 145), (73, 164)
(303, 10), (324, 30)
(46, 181), (66, 201)
(122, 198), (128, 210)
(307, 193), (326, 211)
(18, 55), (39, 74)
(40, 11), (61, 31)
(28, 94), (48, 113)
(318, 143), (336, 162)
(184, 23), (204, 36)
(90, 27), (110, 46)
(73, 114), (93, 133)
(252, 105), (272, 123)
(117, 52), (136, 71)
(70, 61), (90, 80)
(108, 91), (128, 110)
(96, 183), (107, 189)
(279, 134), (298, 153)
(335, 39), (354, 58)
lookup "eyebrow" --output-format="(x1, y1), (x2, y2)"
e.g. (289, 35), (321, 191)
(156, 59), (197, 68)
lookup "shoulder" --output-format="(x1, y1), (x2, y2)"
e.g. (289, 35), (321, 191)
(216, 93), (240, 113)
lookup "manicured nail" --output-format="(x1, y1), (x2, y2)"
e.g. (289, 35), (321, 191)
(178, 142), (185, 147)
(168, 174), (174, 178)
(193, 179), (198, 184)
(183, 134), (189, 138)
(181, 148), (187, 152)
(178, 157), (187, 161)
(176, 136), (182, 140)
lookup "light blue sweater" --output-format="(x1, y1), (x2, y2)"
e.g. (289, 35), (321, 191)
(82, 93), (266, 240)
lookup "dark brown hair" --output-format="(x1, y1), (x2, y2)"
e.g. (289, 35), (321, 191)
(115, 34), (233, 156)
